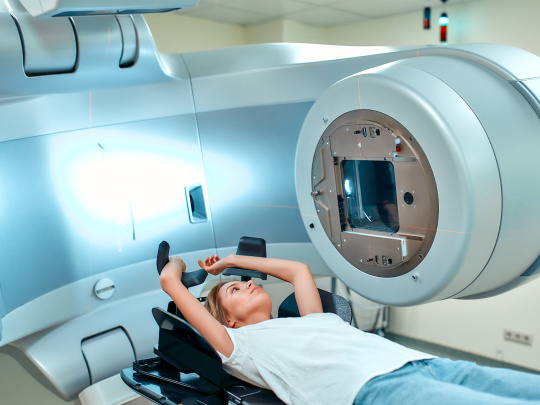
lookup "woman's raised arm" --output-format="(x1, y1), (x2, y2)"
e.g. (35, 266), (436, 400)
(160, 257), (234, 357)
(200, 254), (323, 317)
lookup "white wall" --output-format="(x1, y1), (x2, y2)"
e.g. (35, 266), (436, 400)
(144, 13), (245, 53)
(245, 19), (327, 45)
(144, 14), (328, 54)
(389, 277), (540, 371)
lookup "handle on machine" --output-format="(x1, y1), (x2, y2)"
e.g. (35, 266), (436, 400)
(156, 240), (208, 288)
(223, 267), (267, 281)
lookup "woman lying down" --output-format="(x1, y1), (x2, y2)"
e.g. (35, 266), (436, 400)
(159, 254), (540, 405)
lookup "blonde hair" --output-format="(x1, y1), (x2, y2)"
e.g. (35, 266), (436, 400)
(204, 281), (230, 326)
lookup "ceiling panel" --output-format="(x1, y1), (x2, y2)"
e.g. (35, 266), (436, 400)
(288, 6), (368, 26)
(333, 0), (420, 18)
(179, 0), (481, 27)
(224, 0), (314, 16)
(181, 4), (269, 25)
(294, 0), (344, 5)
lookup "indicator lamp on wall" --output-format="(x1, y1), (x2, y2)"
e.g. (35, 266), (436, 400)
(439, 12), (449, 41)
(423, 5), (431, 29)
(439, 0), (449, 42)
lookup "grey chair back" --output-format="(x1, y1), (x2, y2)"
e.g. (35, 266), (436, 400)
(278, 288), (353, 324)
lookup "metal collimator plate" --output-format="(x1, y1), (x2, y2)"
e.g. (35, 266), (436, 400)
(311, 109), (439, 278)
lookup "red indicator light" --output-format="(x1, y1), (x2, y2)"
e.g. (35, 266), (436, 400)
(440, 25), (447, 42)
(439, 11), (448, 42)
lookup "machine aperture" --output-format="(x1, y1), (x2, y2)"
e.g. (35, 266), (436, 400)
(311, 109), (439, 278)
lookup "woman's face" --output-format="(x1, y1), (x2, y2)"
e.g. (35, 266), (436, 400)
(218, 279), (272, 328)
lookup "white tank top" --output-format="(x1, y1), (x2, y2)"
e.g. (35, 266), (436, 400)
(219, 312), (434, 405)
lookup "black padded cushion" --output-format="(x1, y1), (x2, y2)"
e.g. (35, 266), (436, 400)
(235, 236), (267, 257)
(278, 288), (353, 324)
(223, 236), (268, 280)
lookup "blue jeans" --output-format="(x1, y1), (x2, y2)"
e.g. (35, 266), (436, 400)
(354, 358), (540, 404)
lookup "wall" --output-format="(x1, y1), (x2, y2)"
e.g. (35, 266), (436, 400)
(144, 14), (328, 54)
(389, 277), (540, 371)
(245, 19), (327, 45)
(144, 13), (245, 53)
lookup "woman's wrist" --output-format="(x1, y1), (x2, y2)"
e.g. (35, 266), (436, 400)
(225, 254), (237, 268)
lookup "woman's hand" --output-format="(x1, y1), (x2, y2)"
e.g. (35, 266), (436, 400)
(198, 254), (230, 275)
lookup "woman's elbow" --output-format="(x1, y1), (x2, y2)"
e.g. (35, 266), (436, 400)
(295, 262), (313, 280)
(160, 272), (180, 294)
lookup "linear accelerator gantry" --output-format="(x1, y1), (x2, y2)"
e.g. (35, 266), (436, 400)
(296, 49), (540, 305)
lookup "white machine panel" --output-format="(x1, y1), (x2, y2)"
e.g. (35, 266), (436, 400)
(82, 328), (135, 384)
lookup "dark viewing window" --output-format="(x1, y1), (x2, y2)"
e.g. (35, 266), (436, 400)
(341, 160), (399, 233)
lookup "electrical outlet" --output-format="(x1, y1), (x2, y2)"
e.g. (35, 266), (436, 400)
(504, 329), (533, 346)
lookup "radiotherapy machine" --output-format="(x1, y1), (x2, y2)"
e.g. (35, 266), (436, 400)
(296, 49), (540, 306)
(2, 0), (540, 401)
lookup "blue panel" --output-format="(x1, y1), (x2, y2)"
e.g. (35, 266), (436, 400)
(0, 114), (214, 314)
(197, 102), (313, 248)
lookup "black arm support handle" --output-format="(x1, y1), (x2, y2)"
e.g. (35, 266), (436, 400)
(181, 269), (209, 288)
(223, 268), (267, 280)
(157, 236), (268, 289)
(156, 241), (170, 275)
(156, 240), (208, 288)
